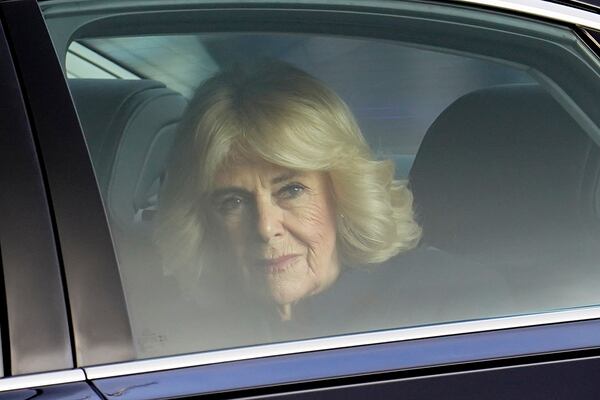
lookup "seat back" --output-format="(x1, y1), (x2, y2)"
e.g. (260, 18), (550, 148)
(69, 78), (187, 236)
(410, 84), (600, 260)
(410, 84), (600, 312)
(70, 79), (200, 357)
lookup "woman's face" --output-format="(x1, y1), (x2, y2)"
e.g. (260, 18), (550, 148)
(212, 159), (340, 317)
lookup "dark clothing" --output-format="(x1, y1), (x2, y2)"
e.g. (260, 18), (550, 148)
(130, 246), (517, 356)
(261, 246), (516, 343)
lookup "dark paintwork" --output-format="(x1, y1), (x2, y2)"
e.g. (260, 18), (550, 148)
(553, 0), (600, 12)
(93, 319), (600, 399)
(0, 382), (103, 400)
(246, 356), (600, 399)
(29, 0), (600, 11)
(589, 29), (600, 43)
(0, 0), (600, 398)
(0, 0), (135, 367)
(0, 11), (72, 374)
(579, 28), (600, 58)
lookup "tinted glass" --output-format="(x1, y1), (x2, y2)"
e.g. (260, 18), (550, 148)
(52, 4), (600, 360)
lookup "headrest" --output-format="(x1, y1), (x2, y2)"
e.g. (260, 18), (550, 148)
(410, 84), (600, 259)
(69, 79), (187, 233)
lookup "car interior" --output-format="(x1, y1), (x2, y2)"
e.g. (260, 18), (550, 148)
(65, 32), (600, 358)
(410, 83), (600, 313)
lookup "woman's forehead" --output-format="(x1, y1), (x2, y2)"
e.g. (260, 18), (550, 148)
(214, 160), (296, 186)
(213, 160), (328, 190)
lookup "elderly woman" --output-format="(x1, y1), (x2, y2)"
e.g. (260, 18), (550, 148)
(156, 61), (421, 325)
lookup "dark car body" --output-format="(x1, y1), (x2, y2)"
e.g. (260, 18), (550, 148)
(1, 0), (600, 398)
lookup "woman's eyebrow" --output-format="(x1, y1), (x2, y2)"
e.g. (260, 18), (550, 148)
(210, 187), (250, 199)
(272, 171), (302, 185)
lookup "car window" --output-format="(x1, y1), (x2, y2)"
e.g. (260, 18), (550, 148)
(46, 1), (600, 362)
(66, 42), (140, 79)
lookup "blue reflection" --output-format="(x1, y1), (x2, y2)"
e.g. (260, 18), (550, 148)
(0, 382), (101, 400)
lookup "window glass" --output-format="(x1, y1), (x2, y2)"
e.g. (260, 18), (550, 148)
(62, 12), (600, 359)
(66, 42), (140, 79)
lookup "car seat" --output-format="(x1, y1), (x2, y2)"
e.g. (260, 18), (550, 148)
(69, 79), (212, 357)
(410, 83), (600, 312)
(69, 79), (187, 233)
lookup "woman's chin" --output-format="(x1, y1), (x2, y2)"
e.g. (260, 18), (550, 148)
(271, 292), (303, 321)
(268, 287), (307, 307)
(263, 267), (314, 306)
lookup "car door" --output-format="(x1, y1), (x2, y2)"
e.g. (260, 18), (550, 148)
(4, 0), (600, 399)
(0, 0), (102, 398)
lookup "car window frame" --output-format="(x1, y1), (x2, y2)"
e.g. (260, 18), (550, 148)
(29, 0), (600, 391)
(582, 27), (600, 54)
(0, 2), (73, 379)
(0, 0), (135, 370)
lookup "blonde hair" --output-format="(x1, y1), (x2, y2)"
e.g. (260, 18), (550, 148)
(156, 61), (421, 292)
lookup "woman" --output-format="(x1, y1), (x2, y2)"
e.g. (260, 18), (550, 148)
(156, 61), (422, 342)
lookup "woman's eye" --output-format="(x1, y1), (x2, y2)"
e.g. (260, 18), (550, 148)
(216, 196), (245, 214)
(278, 183), (306, 200)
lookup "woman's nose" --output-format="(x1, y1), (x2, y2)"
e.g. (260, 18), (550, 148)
(255, 195), (284, 242)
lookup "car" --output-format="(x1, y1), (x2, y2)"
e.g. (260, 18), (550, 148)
(1, 0), (600, 398)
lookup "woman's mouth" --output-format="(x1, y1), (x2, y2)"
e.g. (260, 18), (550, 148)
(260, 254), (300, 273)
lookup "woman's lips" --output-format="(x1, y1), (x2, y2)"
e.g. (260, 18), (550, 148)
(260, 254), (300, 273)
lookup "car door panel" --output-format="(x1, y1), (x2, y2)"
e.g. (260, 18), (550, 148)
(0, 0), (134, 368)
(0, 382), (103, 400)
(3, 0), (600, 399)
(89, 318), (600, 399)
(240, 356), (600, 400)
(0, 4), (71, 375)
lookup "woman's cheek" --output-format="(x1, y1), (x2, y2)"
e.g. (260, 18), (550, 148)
(222, 222), (253, 268)
(301, 201), (336, 238)
(287, 201), (337, 270)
